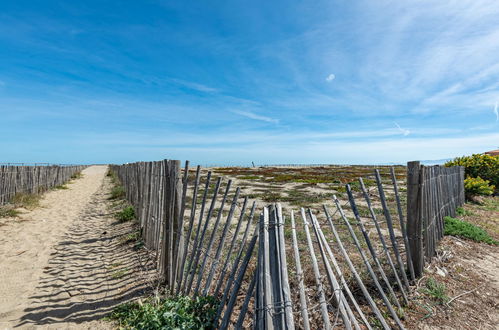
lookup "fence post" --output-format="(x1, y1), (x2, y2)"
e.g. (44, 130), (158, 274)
(407, 161), (424, 278)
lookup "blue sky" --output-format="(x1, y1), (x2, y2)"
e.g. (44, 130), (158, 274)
(1, 0), (498, 165)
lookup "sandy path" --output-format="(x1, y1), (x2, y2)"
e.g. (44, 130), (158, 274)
(0, 166), (148, 329)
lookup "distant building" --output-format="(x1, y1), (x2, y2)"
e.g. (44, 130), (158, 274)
(484, 149), (499, 156)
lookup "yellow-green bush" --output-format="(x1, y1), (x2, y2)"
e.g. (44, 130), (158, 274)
(445, 154), (498, 193)
(464, 176), (495, 198)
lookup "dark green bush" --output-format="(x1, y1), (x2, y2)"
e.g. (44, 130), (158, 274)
(444, 216), (498, 245)
(116, 206), (135, 222)
(109, 296), (218, 329)
(110, 185), (126, 199)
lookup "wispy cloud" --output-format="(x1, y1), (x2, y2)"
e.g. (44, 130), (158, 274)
(394, 122), (410, 136)
(326, 73), (335, 82)
(170, 78), (219, 93)
(232, 110), (279, 124)
(494, 101), (499, 122)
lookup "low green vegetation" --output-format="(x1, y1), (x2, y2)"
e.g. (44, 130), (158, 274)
(111, 268), (129, 279)
(53, 184), (69, 190)
(71, 171), (83, 180)
(444, 216), (498, 245)
(119, 231), (140, 244)
(421, 277), (449, 304)
(110, 185), (126, 200)
(11, 193), (42, 210)
(109, 296), (218, 330)
(0, 207), (21, 218)
(238, 175), (260, 180)
(116, 206), (135, 222)
(455, 206), (473, 217)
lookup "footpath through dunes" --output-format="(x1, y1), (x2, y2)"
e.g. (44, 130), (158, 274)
(0, 166), (152, 329)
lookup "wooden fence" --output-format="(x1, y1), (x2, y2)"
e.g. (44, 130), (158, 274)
(0, 165), (86, 206)
(109, 160), (259, 327)
(110, 159), (464, 329)
(406, 161), (465, 277)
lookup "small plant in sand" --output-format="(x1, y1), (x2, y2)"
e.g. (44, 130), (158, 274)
(110, 185), (126, 200)
(11, 193), (41, 210)
(421, 277), (449, 304)
(116, 206), (135, 222)
(0, 206), (21, 218)
(71, 171), (83, 180)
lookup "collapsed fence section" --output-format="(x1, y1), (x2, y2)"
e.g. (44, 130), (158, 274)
(250, 170), (413, 329)
(0, 165), (87, 206)
(406, 161), (465, 277)
(110, 159), (464, 329)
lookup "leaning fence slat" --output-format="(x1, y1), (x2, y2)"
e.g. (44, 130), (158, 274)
(176, 165), (201, 295)
(346, 185), (403, 310)
(276, 205), (295, 330)
(186, 177), (222, 294)
(202, 187), (241, 295)
(324, 203), (391, 330)
(290, 211), (311, 330)
(300, 208), (332, 330)
(211, 197), (249, 296)
(336, 193), (405, 329)
(314, 208), (372, 330)
(193, 180), (233, 295)
(262, 207), (275, 330)
(214, 202), (256, 297)
(390, 167), (416, 282)
(359, 178), (409, 305)
(375, 169), (411, 290)
(308, 211), (356, 330)
(219, 232), (259, 330)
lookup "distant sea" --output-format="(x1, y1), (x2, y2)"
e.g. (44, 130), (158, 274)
(419, 158), (452, 165)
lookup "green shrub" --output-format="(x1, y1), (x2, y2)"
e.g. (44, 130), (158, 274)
(109, 296), (218, 329)
(110, 185), (126, 199)
(464, 176), (495, 198)
(421, 277), (449, 304)
(11, 193), (41, 210)
(0, 207), (20, 218)
(444, 216), (498, 245)
(116, 206), (135, 222)
(455, 206), (473, 216)
(445, 154), (499, 191)
(71, 172), (83, 179)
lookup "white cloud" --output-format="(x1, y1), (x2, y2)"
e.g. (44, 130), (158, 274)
(326, 73), (335, 82)
(170, 78), (218, 93)
(494, 101), (499, 122)
(232, 110), (279, 124)
(394, 122), (410, 136)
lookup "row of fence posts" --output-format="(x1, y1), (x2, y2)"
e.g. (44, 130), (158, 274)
(0, 165), (87, 206)
(110, 159), (465, 329)
(110, 160), (260, 327)
(406, 161), (465, 277)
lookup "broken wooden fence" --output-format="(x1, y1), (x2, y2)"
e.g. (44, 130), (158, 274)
(0, 165), (87, 206)
(110, 160), (464, 329)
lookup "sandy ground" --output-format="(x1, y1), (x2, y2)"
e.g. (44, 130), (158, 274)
(0, 166), (149, 329)
(406, 197), (499, 330)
